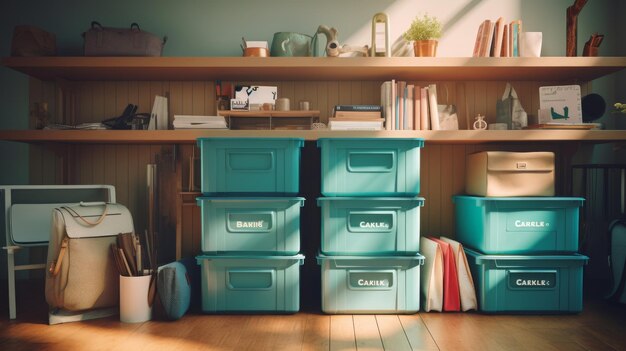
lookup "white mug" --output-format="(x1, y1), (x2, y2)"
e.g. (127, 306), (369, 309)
(520, 32), (542, 57)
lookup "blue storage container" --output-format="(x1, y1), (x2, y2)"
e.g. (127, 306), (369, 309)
(318, 197), (424, 255)
(454, 196), (584, 254)
(197, 197), (304, 255)
(465, 248), (588, 313)
(198, 138), (304, 195)
(317, 254), (424, 314)
(317, 138), (424, 196)
(196, 254), (304, 313)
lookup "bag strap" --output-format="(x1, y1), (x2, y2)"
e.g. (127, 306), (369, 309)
(130, 23), (141, 31)
(49, 237), (69, 277)
(60, 203), (108, 226)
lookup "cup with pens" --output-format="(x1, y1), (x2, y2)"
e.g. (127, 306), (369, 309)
(111, 231), (157, 323)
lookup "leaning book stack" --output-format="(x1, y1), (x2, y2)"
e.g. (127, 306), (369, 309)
(329, 105), (384, 130)
(173, 115), (228, 129)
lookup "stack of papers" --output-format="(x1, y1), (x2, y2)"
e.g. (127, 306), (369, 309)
(173, 115), (228, 129)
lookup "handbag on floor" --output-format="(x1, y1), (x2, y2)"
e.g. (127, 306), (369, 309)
(45, 202), (134, 312)
(606, 219), (626, 304)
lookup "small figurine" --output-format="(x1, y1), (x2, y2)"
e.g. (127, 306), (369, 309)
(317, 25), (369, 57)
(473, 114), (487, 130)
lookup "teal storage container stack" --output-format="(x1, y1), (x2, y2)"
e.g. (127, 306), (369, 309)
(317, 138), (425, 314)
(453, 195), (588, 313)
(195, 137), (305, 313)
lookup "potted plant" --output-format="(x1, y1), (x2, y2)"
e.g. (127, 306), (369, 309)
(403, 14), (442, 57)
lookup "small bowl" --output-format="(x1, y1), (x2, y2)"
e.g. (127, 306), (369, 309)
(243, 47), (269, 57)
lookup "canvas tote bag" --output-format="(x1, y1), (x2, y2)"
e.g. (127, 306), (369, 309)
(45, 202), (133, 311)
(496, 83), (528, 129)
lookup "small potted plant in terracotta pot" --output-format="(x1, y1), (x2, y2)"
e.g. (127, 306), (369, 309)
(403, 14), (442, 57)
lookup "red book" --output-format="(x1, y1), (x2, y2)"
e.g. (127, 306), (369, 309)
(429, 237), (461, 311)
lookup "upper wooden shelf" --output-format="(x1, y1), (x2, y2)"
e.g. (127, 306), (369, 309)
(1, 129), (625, 144)
(3, 56), (626, 82)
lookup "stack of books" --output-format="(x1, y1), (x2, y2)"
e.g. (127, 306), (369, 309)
(473, 18), (522, 57)
(328, 105), (384, 130)
(173, 115), (228, 129)
(380, 81), (457, 131)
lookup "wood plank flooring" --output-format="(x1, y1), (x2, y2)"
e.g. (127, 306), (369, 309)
(1, 280), (626, 351)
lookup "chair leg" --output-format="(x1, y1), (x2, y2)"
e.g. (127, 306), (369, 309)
(7, 248), (16, 319)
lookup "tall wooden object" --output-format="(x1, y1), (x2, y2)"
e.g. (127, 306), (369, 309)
(566, 0), (588, 57)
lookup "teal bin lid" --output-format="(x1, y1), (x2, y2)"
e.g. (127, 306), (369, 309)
(196, 254), (305, 265)
(452, 195), (584, 206)
(317, 138), (424, 147)
(197, 137), (304, 147)
(197, 196), (305, 207)
(464, 248), (589, 266)
(316, 252), (424, 265)
(317, 197), (424, 206)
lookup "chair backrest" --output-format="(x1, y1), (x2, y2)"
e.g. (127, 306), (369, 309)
(1, 185), (116, 247)
(10, 203), (77, 246)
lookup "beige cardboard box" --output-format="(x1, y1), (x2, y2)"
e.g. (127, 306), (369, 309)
(466, 151), (555, 197)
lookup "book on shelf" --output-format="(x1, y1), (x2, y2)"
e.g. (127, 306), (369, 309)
(333, 104), (383, 112)
(428, 84), (440, 130)
(380, 81), (393, 130)
(480, 20), (494, 57)
(414, 85), (421, 130)
(420, 87), (429, 130)
(510, 20), (522, 57)
(406, 84), (414, 130)
(492, 17), (504, 58)
(501, 24), (510, 57)
(473, 21), (485, 57)
(328, 119), (384, 130)
(148, 95), (168, 130)
(333, 111), (382, 119)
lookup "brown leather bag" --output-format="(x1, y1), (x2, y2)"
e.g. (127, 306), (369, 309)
(83, 21), (166, 56)
(11, 25), (57, 56)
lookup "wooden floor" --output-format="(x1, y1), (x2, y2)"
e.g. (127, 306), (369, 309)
(1, 280), (626, 351)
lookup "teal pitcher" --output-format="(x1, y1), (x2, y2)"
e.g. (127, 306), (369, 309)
(270, 32), (318, 57)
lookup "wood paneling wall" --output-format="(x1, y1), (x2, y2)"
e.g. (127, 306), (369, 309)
(27, 78), (584, 260)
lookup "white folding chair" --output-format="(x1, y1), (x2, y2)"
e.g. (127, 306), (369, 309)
(2, 185), (115, 319)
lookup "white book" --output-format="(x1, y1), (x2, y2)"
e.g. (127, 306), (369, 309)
(148, 95), (162, 130)
(158, 95), (168, 130)
(428, 84), (440, 130)
(420, 237), (444, 312)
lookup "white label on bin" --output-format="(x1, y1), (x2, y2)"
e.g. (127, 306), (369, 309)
(348, 212), (394, 233)
(348, 271), (394, 290)
(508, 271), (557, 290)
(227, 212), (273, 232)
(506, 211), (557, 232)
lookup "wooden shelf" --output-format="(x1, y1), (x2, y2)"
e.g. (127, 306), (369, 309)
(1, 129), (625, 144)
(3, 56), (626, 81)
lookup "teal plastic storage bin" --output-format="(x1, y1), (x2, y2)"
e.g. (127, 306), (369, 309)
(198, 138), (304, 195)
(317, 254), (424, 314)
(318, 197), (424, 255)
(317, 138), (424, 196)
(196, 254), (304, 313)
(465, 248), (588, 313)
(454, 196), (584, 254)
(197, 197), (303, 255)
